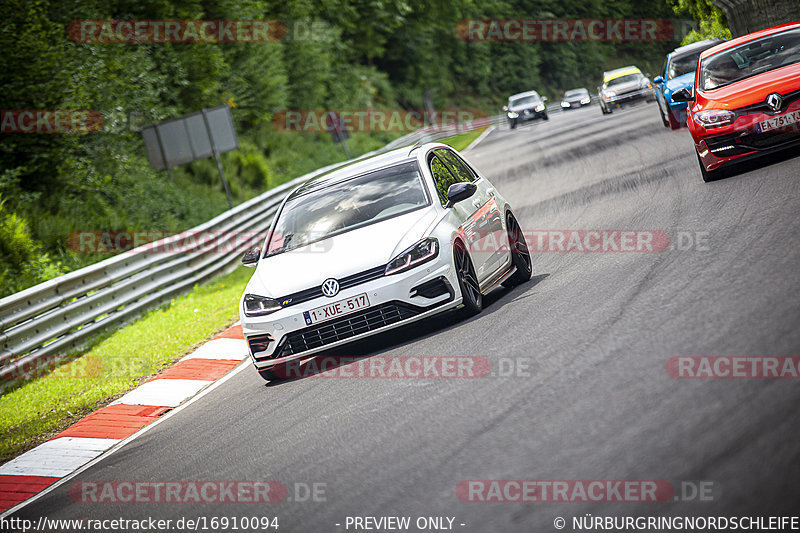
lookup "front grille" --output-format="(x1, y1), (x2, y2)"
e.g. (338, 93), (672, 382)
(734, 89), (800, 116)
(613, 91), (647, 102)
(273, 302), (426, 358)
(706, 129), (800, 156)
(277, 265), (386, 307)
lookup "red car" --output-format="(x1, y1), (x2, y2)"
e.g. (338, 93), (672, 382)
(674, 22), (800, 182)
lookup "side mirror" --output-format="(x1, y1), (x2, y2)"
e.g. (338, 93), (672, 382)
(502, 105), (509, 111)
(542, 96), (548, 102)
(444, 182), (477, 208)
(242, 246), (261, 267)
(671, 87), (693, 102)
(653, 76), (664, 84)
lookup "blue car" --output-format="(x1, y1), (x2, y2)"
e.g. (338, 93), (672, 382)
(653, 38), (725, 129)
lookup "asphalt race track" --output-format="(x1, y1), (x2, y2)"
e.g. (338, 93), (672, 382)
(11, 102), (800, 531)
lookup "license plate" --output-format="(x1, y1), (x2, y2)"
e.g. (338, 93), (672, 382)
(303, 293), (370, 325)
(757, 110), (800, 133)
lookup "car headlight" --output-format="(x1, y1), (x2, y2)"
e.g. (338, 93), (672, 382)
(243, 294), (282, 317)
(693, 109), (735, 129)
(385, 237), (438, 276)
(581, 97), (591, 104)
(507, 111), (519, 119)
(561, 101), (570, 108)
(534, 104), (545, 112)
(605, 91), (615, 99)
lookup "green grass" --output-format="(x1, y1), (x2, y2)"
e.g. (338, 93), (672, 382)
(439, 126), (489, 152)
(0, 266), (253, 464)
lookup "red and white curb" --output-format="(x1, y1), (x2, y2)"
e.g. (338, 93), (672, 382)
(0, 324), (248, 513)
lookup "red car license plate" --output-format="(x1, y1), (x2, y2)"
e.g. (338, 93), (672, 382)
(757, 110), (800, 133)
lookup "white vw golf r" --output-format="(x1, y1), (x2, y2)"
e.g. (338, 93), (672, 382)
(239, 143), (531, 380)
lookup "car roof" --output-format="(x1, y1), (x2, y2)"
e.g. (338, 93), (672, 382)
(289, 142), (449, 198)
(670, 38), (726, 58)
(508, 90), (541, 100)
(565, 88), (588, 93)
(699, 21), (800, 61)
(603, 66), (641, 82)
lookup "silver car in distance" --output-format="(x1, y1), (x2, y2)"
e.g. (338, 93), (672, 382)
(239, 143), (532, 381)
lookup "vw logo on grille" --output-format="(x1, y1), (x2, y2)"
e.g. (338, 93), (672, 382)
(766, 93), (783, 112)
(321, 278), (340, 297)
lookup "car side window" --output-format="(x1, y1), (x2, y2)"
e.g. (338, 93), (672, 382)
(434, 148), (478, 183)
(429, 155), (460, 205)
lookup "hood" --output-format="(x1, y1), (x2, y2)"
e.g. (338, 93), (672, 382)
(665, 72), (694, 94)
(606, 80), (646, 95)
(246, 206), (438, 297)
(509, 101), (543, 112)
(697, 62), (800, 110)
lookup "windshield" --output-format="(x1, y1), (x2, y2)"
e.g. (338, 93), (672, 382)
(700, 28), (800, 90)
(606, 73), (643, 86)
(266, 161), (430, 256)
(509, 94), (540, 107)
(668, 52), (702, 79)
(564, 89), (587, 98)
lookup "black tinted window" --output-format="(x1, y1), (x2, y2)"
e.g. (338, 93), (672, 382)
(435, 148), (477, 183)
(429, 155), (460, 205)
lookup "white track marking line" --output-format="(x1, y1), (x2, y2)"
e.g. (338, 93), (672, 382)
(180, 338), (248, 361)
(0, 360), (249, 517)
(111, 379), (213, 407)
(463, 125), (495, 152)
(0, 438), (119, 477)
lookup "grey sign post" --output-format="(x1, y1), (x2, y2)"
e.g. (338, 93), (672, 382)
(141, 105), (239, 208)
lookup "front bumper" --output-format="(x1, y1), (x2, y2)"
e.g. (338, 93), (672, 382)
(695, 101), (800, 171)
(606, 88), (654, 105)
(241, 261), (460, 369)
(509, 108), (546, 122)
(561, 100), (590, 109)
(698, 128), (800, 171)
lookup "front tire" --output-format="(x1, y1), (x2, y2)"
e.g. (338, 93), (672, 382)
(510, 119), (517, 129)
(657, 99), (670, 128)
(454, 242), (482, 316)
(667, 110), (681, 130)
(502, 213), (532, 288)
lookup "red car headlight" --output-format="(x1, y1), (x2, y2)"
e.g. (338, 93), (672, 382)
(693, 110), (735, 129)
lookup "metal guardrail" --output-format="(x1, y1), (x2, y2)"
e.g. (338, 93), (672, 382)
(0, 115), (503, 382)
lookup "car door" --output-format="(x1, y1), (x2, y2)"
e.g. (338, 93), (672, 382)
(427, 152), (486, 276)
(431, 148), (506, 282)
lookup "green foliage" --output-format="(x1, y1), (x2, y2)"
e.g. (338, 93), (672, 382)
(0, 0), (700, 298)
(668, 0), (732, 44)
(0, 195), (65, 294)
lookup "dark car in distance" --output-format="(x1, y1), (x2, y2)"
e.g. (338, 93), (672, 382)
(504, 91), (549, 128)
